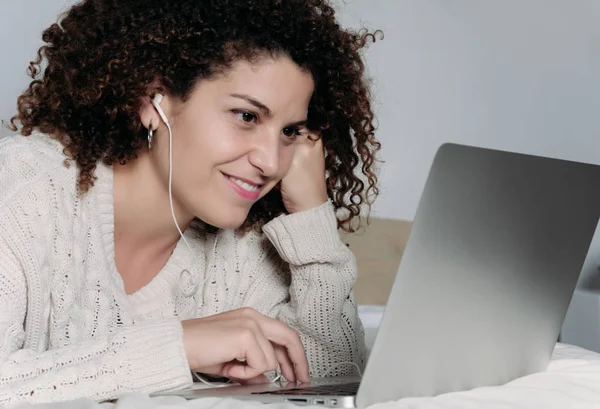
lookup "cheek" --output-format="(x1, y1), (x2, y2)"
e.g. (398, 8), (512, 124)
(179, 121), (241, 164)
(279, 146), (296, 176)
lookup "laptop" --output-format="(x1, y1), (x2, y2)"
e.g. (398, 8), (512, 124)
(155, 143), (600, 408)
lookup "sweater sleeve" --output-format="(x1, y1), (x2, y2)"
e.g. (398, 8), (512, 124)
(261, 201), (367, 377)
(0, 234), (192, 406)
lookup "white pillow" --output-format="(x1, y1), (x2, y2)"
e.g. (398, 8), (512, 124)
(358, 305), (385, 353)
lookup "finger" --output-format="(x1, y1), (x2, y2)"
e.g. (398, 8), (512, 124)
(197, 364), (225, 377)
(239, 314), (279, 372)
(311, 134), (323, 146)
(257, 317), (310, 383)
(225, 330), (269, 380)
(222, 360), (264, 381)
(274, 344), (296, 383)
(237, 310), (310, 382)
(305, 128), (321, 141)
(304, 136), (322, 148)
(273, 329), (309, 382)
(291, 349), (310, 383)
(297, 131), (318, 146)
(229, 374), (270, 385)
(280, 334), (309, 383)
(253, 325), (279, 372)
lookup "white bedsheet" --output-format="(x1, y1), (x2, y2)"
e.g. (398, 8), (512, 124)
(19, 306), (600, 409)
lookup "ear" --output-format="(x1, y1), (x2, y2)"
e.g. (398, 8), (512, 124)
(139, 95), (161, 131)
(138, 80), (176, 130)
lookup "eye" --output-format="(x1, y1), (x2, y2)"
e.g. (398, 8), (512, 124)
(282, 126), (302, 139)
(233, 110), (258, 124)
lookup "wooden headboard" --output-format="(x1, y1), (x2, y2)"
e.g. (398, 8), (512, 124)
(341, 218), (412, 306)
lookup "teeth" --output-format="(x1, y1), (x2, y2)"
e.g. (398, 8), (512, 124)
(229, 176), (259, 192)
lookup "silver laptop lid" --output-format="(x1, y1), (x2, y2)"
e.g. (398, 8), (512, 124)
(357, 143), (600, 407)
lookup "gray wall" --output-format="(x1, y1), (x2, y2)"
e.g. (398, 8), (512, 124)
(0, 0), (73, 137)
(3, 0), (600, 350)
(338, 0), (600, 220)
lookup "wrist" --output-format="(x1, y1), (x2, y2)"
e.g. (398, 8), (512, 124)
(181, 320), (198, 371)
(288, 193), (328, 214)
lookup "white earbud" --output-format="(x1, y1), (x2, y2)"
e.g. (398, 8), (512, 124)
(152, 93), (169, 126)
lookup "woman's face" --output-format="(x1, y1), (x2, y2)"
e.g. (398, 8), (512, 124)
(146, 55), (315, 229)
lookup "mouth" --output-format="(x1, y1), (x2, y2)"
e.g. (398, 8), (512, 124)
(222, 172), (263, 201)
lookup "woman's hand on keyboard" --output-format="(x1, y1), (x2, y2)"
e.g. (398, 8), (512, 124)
(181, 307), (310, 384)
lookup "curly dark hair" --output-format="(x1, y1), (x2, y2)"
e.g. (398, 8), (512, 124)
(9, 0), (382, 232)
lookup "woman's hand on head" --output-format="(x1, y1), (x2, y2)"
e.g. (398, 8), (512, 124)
(181, 307), (310, 384)
(279, 134), (328, 214)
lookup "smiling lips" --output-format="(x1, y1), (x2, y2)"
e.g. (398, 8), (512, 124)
(222, 172), (262, 201)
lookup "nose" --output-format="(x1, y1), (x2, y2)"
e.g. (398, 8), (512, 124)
(248, 131), (281, 178)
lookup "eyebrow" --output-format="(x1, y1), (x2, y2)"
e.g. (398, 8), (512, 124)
(287, 119), (308, 128)
(229, 93), (272, 117)
(229, 93), (308, 128)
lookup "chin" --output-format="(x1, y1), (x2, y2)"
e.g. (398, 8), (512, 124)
(199, 208), (249, 230)
(210, 219), (245, 230)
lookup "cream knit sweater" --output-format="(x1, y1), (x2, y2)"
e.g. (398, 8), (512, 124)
(0, 132), (366, 406)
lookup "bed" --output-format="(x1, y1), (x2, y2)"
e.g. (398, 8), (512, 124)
(23, 218), (600, 408)
(27, 305), (600, 409)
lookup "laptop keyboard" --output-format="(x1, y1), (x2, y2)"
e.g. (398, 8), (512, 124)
(252, 381), (360, 396)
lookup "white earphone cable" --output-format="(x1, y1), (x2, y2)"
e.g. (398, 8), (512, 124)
(163, 118), (192, 253)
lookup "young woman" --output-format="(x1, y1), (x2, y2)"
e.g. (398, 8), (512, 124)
(0, 0), (381, 404)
